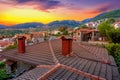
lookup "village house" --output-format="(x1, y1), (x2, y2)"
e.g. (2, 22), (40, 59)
(85, 19), (108, 29)
(67, 28), (74, 35)
(14, 34), (32, 41)
(113, 21), (120, 29)
(1, 36), (120, 80)
(74, 28), (100, 41)
(0, 41), (14, 52)
(0, 35), (3, 39)
(30, 32), (45, 43)
(14, 32), (45, 44)
(85, 22), (99, 28)
(51, 30), (62, 35)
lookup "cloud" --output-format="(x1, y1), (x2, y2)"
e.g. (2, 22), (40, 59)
(0, 0), (16, 4)
(34, 0), (62, 11)
(85, 3), (113, 14)
(0, 0), (62, 12)
(16, 0), (32, 3)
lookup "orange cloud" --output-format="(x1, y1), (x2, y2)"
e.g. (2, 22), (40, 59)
(84, 3), (112, 14)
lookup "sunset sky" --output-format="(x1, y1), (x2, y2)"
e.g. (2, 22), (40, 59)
(0, 0), (120, 25)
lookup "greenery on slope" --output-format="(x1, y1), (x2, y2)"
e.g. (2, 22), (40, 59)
(106, 43), (120, 72)
(48, 20), (81, 29)
(93, 9), (120, 21)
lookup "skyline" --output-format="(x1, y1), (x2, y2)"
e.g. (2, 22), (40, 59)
(0, 0), (120, 26)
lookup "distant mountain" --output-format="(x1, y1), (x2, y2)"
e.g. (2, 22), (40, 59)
(81, 18), (92, 24)
(0, 25), (7, 29)
(48, 20), (81, 28)
(0, 9), (120, 29)
(10, 22), (44, 29)
(0, 20), (81, 29)
(9, 20), (81, 29)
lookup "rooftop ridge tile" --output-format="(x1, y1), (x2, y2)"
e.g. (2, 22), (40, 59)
(60, 64), (106, 80)
(48, 40), (59, 64)
(37, 63), (61, 80)
(37, 64), (106, 80)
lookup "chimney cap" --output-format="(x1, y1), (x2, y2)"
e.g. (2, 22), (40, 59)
(18, 36), (26, 40)
(61, 36), (73, 40)
(61, 36), (66, 39)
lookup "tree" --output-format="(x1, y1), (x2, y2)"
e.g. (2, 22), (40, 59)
(80, 25), (88, 29)
(107, 28), (120, 43)
(63, 30), (68, 35)
(106, 18), (116, 24)
(98, 21), (114, 37)
(58, 26), (68, 32)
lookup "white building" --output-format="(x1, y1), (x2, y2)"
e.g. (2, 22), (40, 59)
(85, 22), (99, 28)
(114, 22), (120, 29)
(52, 30), (61, 35)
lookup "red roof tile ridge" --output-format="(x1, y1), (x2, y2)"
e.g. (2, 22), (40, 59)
(37, 63), (106, 80)
(101, 57), (111, 65)
(37, 63), (61, 80)
(48, 40), (59, 64)
(60, 64), (106, 80)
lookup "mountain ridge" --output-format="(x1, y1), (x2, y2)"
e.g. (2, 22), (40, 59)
(0, 9), (120, 29)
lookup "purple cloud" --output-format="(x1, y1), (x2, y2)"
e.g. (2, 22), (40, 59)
(18, 0), (62, 11)
(16, 0), (33, 3)
(0, 0), (119, 12)
(0, 0), (16, 4)
(0, 0), (62, 12)
(84, 3), (113, 14)
(35, 0), (62, 11)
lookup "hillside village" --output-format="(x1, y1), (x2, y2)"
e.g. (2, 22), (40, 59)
(0, 17), (120, 80)
(0, 18), (120, 51)
(0, 0), (120, 79)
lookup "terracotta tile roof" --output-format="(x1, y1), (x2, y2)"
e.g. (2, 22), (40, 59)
(14, 67), (51, 80)
(46, 66), (93, 80)
(14, 64), (106, 80)
(2, 39), (120, 80)
(76, 28), (98, 33)
(15, 34), (31, 40)
(114, 21), (120, 24)
(2, 41), (55, 65)
(30, 32), (44, 38)
(0, 41), (13, 47)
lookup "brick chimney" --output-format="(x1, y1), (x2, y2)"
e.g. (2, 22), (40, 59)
(61, 36), (73, 56)
(18, 36), (26, 53)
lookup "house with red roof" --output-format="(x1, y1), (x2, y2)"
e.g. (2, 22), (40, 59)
(1, 36), (120, 80)
(74, 28), (100, 41)
(14, 32), (45, 44)
(0, 41), (14, 52)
